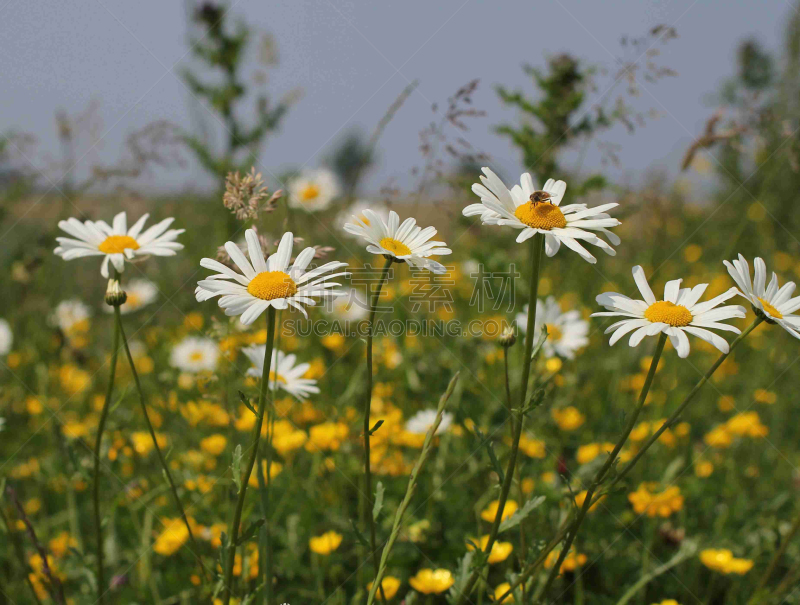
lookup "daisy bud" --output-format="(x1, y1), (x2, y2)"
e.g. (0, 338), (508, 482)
(499, 326), (516, 348)
(105, 279), (127, 307)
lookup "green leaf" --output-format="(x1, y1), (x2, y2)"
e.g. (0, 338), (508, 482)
(372, 481), (384, 521)
(350, 518), (369, 547)
(368, 419), (384, 436)
(499, 496), (546, 533)
(474, 427), (504, 485)
(237, 518), (265, 545)
(232, 445), (243, 494)
(239, 391), (258, 417)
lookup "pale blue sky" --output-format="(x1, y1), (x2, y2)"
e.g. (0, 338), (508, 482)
(1, 0), (790, 194)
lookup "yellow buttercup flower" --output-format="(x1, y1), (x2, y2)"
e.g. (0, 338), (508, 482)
(154, 517), (195, 556)
(306, 422), (349, 452)
(409, 568), (455, 594)
(309, 531), (343, 555)
(628, 483), (684, 518)
(481, 499), (518, 523)
(466, 535), (513, 564)
(552, 406), (585, 431)
(576, 442), (614, 464)
(248, 459), (283, 487)
(700, 549), (753, 575)
(651, 600), (681, 605)
(544, 549), (587, 575)
(368, 576), (401, 600)
(493, 583), (515, 603)
(200, 434), (228, 456)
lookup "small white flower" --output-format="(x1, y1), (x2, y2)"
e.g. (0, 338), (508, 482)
(0, 319), (12, 356)
(287, 168), (341, 212)
(516, 297), (589, 360)
(170, 337), (219, 373)
(325, 288), (370, 321)
(241, 346), (320, 400)
(724, 254), (800, 339)
(196, 230), (348, 324)
(464, 168), (620, 264)
(344, 210), (452, 274)
(50, 300), (92, 334)
(405, 409), (453, 435)
(592, 266), (746, 358)
(102, 278), (158, 315)
(337, 200), (385, 238)
(55, 211), (184, 277)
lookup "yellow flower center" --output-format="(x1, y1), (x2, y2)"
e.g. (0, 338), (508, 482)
(299, 184), (320, 201)
(545, 323), (563, 341)
(379, 237), (411, 257)
(268, 371), (287, 384)
(758, 297), (783, 319)
(189, 352), (205, 361)
(247, 271), (297, 300)
(644, 301), (692, 327)
(98, 235), (140, 254)
(514, 202), (567, 230)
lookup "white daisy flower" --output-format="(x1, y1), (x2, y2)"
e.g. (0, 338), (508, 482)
(344, 209), (452, 274)
(464, 168), (620, 264)
(50, 300), (92, 334)
(241, 346), (320, 400)
(0, 319), (12, 356)
(287, 168), (341, 212)
(591, 266), (746, 358)
(724, 254), (800, 339)
(102, 278), (158, 315)
(195, 229), (348, 324)
(55, 211), (184, 278)
(170, 337), (220, 373)
(405, 409), (453, 435)
(337, 200), (385, 238)
(516, 297), (589, 360)
(325, 288), (370, 321)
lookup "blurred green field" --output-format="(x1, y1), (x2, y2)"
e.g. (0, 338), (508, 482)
(3, 7), (800, 605)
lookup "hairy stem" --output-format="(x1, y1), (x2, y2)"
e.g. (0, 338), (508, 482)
(222, 307), (276, 604)
(92, 306), (121, 604)
(366, 374), (460, 605)
(454, 234), (544, 605)
(539, 332), (668, 601)
(362, 256), (393, 600)
(115, 306), (208, 582)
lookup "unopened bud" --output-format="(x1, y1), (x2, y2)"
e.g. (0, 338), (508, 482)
(499, 326), (516, 348)
(105, 279), (127, 307)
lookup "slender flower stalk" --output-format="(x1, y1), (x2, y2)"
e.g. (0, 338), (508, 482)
(222, 307), (277, 605)
(609, 317), (763, 488)
(539, 332), (668, 599)
(363, 256), (394, 600)
(366, 374), (460, 605)
(114, 304), (207, 580)
(0, 504), (44, 605)
(454, 233), (545, 605)
(495, 318), (763, 605)
(750, 507), (800, 603)
(92, 277), (124, 604)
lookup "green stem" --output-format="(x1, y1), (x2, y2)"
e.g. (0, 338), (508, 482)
(366, 374), (460, 605)
(114, 306), (208, 582)
(222, 307), (277, 605)
(610, 317), (763, 490)
(0, 505), (44, 605)
(454, 233), (544, 605)
(257, 310), (281, 605)
(92, 306), (121, 604)
(363, 256), (393, 600)
(750, 504), (800, 603)
(539, 332), (668, 601)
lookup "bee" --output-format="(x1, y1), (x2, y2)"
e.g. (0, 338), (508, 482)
(529, 190), (555, 204)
